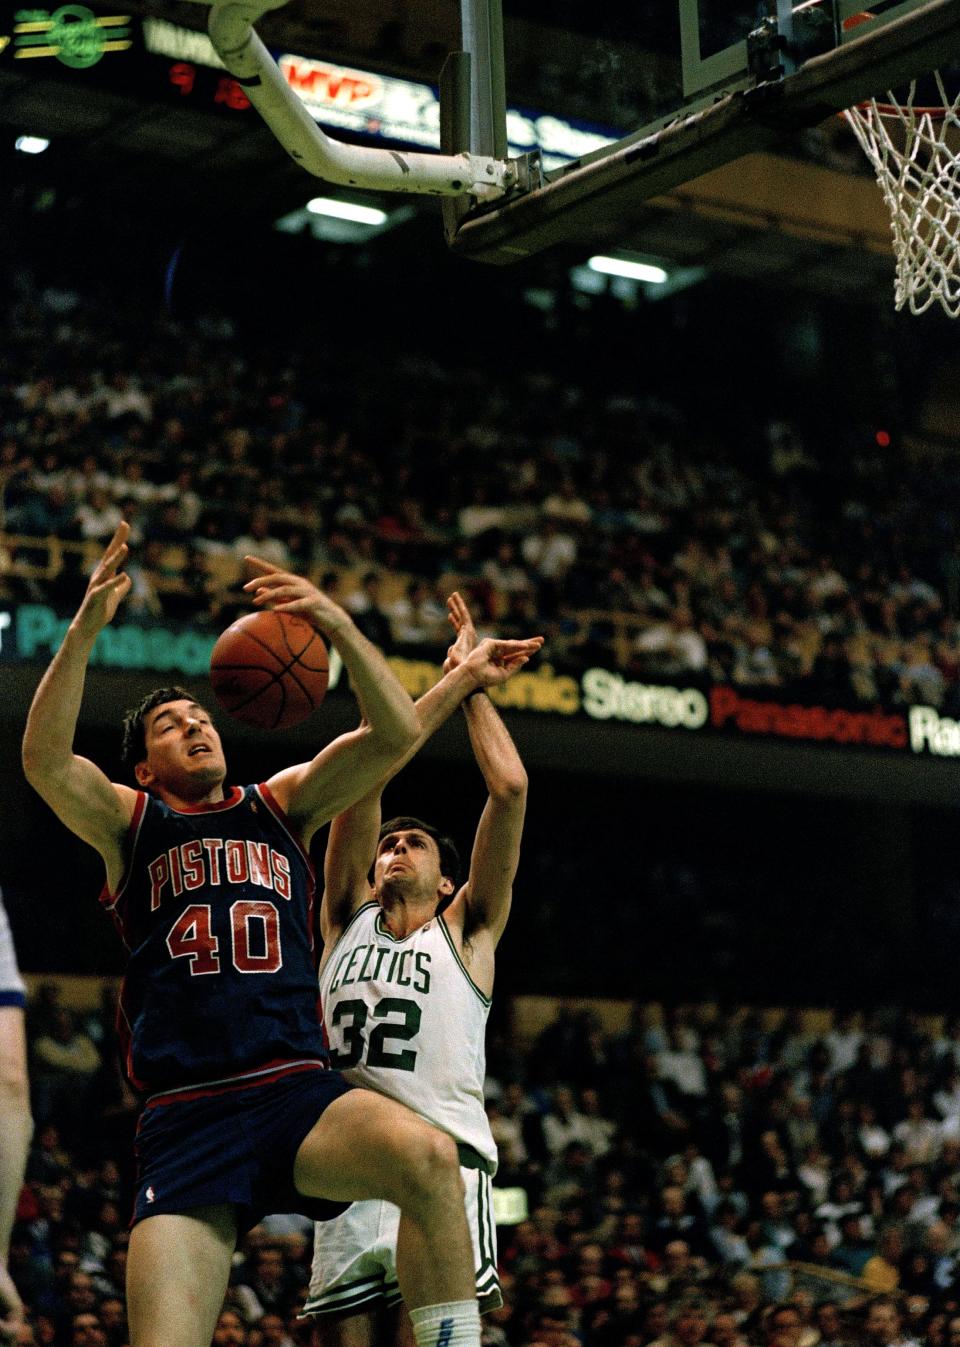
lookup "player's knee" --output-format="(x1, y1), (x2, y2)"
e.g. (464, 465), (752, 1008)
(398, 1127), (462, 1209)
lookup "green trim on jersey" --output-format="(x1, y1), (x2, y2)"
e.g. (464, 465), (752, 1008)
(438, 914), (492, 1007)
(374, 910), (434, 944)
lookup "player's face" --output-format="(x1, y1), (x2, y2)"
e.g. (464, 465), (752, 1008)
(137, 699), (227, 795)
(374, 828), (452, 903)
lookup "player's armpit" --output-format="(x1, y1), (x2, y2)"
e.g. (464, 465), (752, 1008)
(440, 895), (497, 999)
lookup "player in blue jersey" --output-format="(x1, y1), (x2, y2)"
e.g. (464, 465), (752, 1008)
(0, 890), (31, 1343)
(22, 522), (543, 1347)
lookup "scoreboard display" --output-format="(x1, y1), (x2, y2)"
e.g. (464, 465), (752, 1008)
(4, 7), (257, 113)
(2, 7), (618, 169)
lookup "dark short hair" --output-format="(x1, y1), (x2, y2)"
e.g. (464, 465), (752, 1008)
(120, 686), (206, 773)
(377, 816), (461, 892)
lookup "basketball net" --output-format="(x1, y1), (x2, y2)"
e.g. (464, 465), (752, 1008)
(844, 71), (960, 317)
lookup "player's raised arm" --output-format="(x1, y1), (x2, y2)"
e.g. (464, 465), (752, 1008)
(321, 604), (543, 941)
(21, 523), (139, 888)
(444, 593), (529, 947)
(249, 560), (419, 842)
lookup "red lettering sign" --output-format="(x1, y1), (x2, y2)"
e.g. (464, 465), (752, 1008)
(707, 686), (907, 750)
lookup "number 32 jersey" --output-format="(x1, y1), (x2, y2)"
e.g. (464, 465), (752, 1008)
(101, 784), (328, 1098)
(319, 902), (497, 1172)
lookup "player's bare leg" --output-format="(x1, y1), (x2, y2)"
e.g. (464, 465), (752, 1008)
(317, 1305), (413, 1347)
(0, 1006), (31, 1342)
(294, 1091), (474, 1311)
(126, 1205), (237, 1347)
(316, 1311), (379, 1347)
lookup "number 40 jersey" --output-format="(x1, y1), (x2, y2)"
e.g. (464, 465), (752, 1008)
(101, 784), (328, 1099)
(319, 902), (497, 1173)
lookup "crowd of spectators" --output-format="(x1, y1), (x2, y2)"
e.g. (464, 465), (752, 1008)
(3, 280), (960, 713)
(16, 988), (960, 1347)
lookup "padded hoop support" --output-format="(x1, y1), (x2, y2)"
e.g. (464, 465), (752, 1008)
(180, 0), (515, 200)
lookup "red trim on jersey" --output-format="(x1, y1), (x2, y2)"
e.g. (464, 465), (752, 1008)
(256, 784), (311, 867)
(257, 783), (318, 966)
(114, 977), (145, 1090)
(164, 785), (245, 815)
(143, 1056), (328, 1107)
(99, 791), (148, 911)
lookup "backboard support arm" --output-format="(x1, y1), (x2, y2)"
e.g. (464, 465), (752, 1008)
(180, 0), (516, 200)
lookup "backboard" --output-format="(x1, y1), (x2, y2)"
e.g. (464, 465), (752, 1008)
(448, 0), (960, 263)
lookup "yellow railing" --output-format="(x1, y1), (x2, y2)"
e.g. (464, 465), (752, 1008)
(0, 531), (658, 661)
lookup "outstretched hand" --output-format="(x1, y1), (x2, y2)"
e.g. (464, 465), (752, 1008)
(443, 591), (543, 689)
(73, 521), (132, 639)
(242, 558), (351, 638)
(462, 636), (544, 689)
(443, 591), (480, 672)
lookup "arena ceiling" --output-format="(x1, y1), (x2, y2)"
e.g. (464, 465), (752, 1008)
(0, 0), (898, 300)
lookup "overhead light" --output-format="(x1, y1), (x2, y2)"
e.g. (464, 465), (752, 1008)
(306, 197), (387, 226)
(588, 255), (668, 284)
(15, 135), (50, 155)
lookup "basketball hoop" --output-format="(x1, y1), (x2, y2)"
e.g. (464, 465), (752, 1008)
(844, 69), (960, 317)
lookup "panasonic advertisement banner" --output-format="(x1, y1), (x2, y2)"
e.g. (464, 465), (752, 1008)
(4, 602), (957, 758)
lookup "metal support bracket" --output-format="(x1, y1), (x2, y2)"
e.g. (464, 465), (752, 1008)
(180, 0), (516, 200)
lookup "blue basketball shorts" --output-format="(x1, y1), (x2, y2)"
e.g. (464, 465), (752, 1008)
(132, 1067), (353, 1232)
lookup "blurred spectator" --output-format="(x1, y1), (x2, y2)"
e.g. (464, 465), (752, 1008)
(232, 509), (290, 569)
(634, 610), (708, 677)
(542, 1088), (591, 1159)
(483, 541), (533, 597)
(75, 491), (121, 544)
(861, 1226), (904, 1292)
(213, 1308), (250, 1346)
(713, 1310), (750, 1347)
(234, 1244), (296, 1322)
(69, 1311), (107, 1347)
(892, 1099), (942, 1167)
(30, 1011), (99, 1136)
(388, 578), (447, 647)
(864, 1296), (921, 1347)
(347, 571), (394, 650)
(520, 518), (576, 614)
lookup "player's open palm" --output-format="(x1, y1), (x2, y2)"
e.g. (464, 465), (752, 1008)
(445, 591), (543, 685)
(243, 557), (350, 637)
(465, 635), (544, 688)
(75, 521), (132, 638)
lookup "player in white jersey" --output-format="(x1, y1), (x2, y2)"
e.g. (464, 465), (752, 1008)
(306, 593), (534, 1346)
(0, 890), (31, 1342)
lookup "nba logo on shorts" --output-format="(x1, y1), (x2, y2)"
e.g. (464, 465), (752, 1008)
(145, 1186), (156, 1204)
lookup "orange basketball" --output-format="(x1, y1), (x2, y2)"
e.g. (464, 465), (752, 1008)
(209, 611), (329, 730)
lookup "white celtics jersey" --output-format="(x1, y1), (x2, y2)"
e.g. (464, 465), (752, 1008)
(319, 902), (497, 1172)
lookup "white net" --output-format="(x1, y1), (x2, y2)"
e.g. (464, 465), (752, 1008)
(844, 72), (960, 317)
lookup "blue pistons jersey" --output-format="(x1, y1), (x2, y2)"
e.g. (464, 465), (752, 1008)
(101, 784), (329, 1100)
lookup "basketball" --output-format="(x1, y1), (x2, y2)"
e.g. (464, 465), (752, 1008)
(209, 611), (329, 730)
